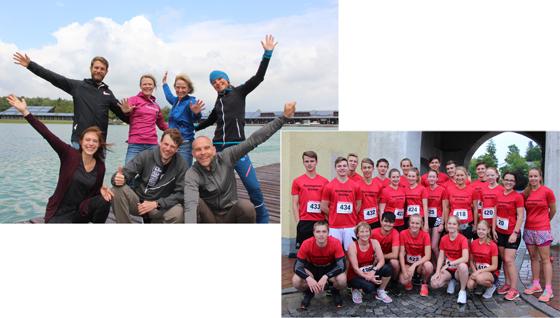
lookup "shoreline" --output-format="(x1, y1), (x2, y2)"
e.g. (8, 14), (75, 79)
(0, 119), (338, 127)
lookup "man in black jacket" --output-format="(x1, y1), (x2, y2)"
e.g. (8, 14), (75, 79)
(13, 52), (129, 148)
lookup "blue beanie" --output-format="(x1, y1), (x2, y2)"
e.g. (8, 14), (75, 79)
(209, 70), (229, 84)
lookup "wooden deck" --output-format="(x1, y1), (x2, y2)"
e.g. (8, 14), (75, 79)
(22, 163), (280, 224)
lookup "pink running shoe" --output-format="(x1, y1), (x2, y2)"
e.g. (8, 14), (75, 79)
(504, 289), (520, 301)
(524, 285), (543, 295)
(497, 284), (511, 295)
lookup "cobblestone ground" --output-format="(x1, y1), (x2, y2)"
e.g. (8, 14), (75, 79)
(282, 284), (547, 317)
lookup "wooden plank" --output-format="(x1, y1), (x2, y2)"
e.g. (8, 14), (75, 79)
(236, 163), (280, 224)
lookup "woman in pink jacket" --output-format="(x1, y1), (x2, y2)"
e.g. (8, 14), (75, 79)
(122, 74), (168, 163)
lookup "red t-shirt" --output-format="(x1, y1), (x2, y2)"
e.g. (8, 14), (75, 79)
(371, 228), (400, 254)
(446, 183), (479, 224)
(347, 240), (376, 281)
(427, 185), (448, 218)
(373, 176), (391, 189)
(405, 184), (428, 217)
(524, 186), (556, 231)
(358, 179), (382, 224)
(322, 178), (361, 228)
(380, 186), (407, 227)
(348, 172), (363, 184)
(443, 178), (471, 189)
(291, 173), (329, 221)
(297, 236), (345, 266)
(495, 190), (524, 234)
(400, 229), (431, 264)
(470, 238), (499, 276)
(399, 175), (410, 189)
(439, 233), (469, 262)
(421, 172), (449, 188)
(478, 184), (503, 221)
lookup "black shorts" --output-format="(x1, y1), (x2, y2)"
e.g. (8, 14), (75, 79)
(307, 263), (336, 281)
(428, 217), (442, 229)
(369, 221), (381, 230)
(459, 223), (475, 240)
(296, 220), (317, 249)
(497, 231), (521, 249)
(348, 263), (393, 293)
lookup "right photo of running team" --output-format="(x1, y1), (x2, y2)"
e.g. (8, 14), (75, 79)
(281, 131), (560, 317)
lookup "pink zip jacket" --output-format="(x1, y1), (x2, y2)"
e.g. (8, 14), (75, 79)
(127, 92), (168, 144)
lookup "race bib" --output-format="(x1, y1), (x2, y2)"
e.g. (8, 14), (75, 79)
(394, 209), (404, 220)
(306, 201), (321, 213)
(336, 202), (353, 214)
(482, 207), (495, 219)
(446, 258), (458, 269)
(363, 207), (377, 220)
(453, 209), (468, 220)
(406, 254), (421, 264)
(476, 263), (489, 270)
(407, 205), (420, 216)
(496, 217), (509, 230)
(360, 265), (375, 273)
(428, 207), (437, 217)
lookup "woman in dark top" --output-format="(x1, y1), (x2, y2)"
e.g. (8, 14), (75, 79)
(7, 95), (111, 223)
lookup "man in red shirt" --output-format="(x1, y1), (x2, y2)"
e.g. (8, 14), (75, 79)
(292, 151), (329, 250)
(292, 221), (347, 309)
(471, 162), (487, 218)
(321, 157), (362, 251)
(347, 153), (363, 183)
(421, 156), (449, 187)
(371, 213), (401, 281)
(373, 158), (391, 188)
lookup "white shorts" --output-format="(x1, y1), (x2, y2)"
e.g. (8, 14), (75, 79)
(329, 227), (356, 251)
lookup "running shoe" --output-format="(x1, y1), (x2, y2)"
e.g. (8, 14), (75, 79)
(538, 290), (554, 302)
(504, 289), (520, 301)
(412, 273), (422, 286)
(482, 284), (497, 299)
(300, 290), (314, 310)
(497, 284), (511, 295)
(420, 283), (429, 297)
(404, 281), (413, 291)
(457, 290), (467, 304)
(447, 278), (456, 294)
(376, 289), (393, 303)
(524, 284), (543, 295)
(331, 288), (343, 308)
(351, 289), (363, 304)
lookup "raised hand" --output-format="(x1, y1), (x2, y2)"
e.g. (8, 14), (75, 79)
(162, 71), (168, 84)
(100, 185), (114, 202)
(283, 101), (296, 118)
(261, 34), (277, 51)
(118, 98), (134, 113)
(6, 94), (30, 116)
(13, 52), (31, 68)
(189, 99), (205, 114)
(114, 166), (125, 186)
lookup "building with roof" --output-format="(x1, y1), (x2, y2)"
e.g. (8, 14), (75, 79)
(0, 106), (73, 120)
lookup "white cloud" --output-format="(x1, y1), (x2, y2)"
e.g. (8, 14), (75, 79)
(0, 7), (337, 112)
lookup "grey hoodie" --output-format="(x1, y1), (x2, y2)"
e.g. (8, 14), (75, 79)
(184, 116), (287, 223)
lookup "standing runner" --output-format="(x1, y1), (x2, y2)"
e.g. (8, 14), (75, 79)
(195, 35), (277, 224)
(373, 158), (391, 188)
(421, 156), (449, 187)
(404, 167), (429, 232)
(292, 221), (347, 309)
(292, 151), (329, 249)
(347, 153), (363, 183)
(493, 171), (524, 301)
(399, 214), (433, 296)
(471, 162), (488, 219)
(399, 158), (413, 189)
(478, 167), (503, 224)
(321, 157), (362, 251)
(522, 168), (556, 302)
(445, 166), (479, 240)
(467, 220), (499, 299)
(430, 216), (470, 304)
(444, 160), (471, 188)
(347, 222), (394, 304)
(371, 213), (401, 282)
(358, 158), (382, 229)
(379, 169), (407, 231)
(426, 169), (448, 261)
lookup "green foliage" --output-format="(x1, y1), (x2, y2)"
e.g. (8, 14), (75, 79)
(0, 96), (73, 112)
(524, 141), (542, 167)
(500, 144), (530, 189)
(469, 140), (499, 180)
(161, 106), (170, 121)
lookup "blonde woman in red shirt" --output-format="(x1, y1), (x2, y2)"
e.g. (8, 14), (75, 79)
(404, 167), (429, 232)
(426, 169), (448, 261)
(379, 169), (407, 232)
(467, 220), (499, 299)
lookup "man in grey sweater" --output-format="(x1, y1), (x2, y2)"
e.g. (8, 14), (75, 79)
(184, 101), (296, 223)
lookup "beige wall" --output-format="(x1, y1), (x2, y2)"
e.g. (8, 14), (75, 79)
(281, 131), (369, 240)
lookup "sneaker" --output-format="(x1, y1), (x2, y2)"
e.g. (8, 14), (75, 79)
(300, 290), (314, 310)
(331, 288), (343, 308)
(538, 290), (554, 302)
(457, 290), (467, 304)
(524, 284), (543, 295)
(412, 273), (422, 286)
(482, 285), (497, 299)
(504, 289), (520, 301)
(420, 283), (429, 297)
(447, 279), (456, 294)
(404, 281), (413, 291)
(351, 289), (363, 304)
(376, 289), (393, 304)
(497, 284), (511, 295)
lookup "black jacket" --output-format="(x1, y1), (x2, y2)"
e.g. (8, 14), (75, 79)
(27, 61), (129, 143)
(196, 55), (271, 143)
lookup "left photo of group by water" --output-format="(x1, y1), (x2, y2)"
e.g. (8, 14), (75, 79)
(0, 2), (338, 224)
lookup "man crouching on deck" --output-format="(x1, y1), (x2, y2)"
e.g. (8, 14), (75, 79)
(183, 101), (296, 223)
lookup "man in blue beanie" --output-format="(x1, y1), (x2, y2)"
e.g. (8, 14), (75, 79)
(196, 34), (277, 224)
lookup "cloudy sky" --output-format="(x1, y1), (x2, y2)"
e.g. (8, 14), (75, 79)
(0, 0), (337, 112)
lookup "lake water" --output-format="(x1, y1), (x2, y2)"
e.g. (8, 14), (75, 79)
(0, 122), (333, 223)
